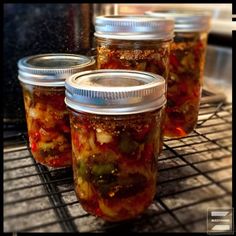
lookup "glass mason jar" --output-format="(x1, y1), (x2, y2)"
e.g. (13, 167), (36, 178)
(94, 15), (173, 154)
(94, 15), (174, 80)
(65, 70), (166, 222)
(18, 54), (95, 167)
(146, 11), (211, 137)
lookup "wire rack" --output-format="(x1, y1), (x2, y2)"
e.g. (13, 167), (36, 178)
(3, 89), (232, 233)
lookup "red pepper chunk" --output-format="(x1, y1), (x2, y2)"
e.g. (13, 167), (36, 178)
(175, 127), (187, 137)
(31, 142), (37, 152)
(45, 152), (72, 167)
(62, 124), (70, 133)
(169, 54), (179, 69)
(72, 132), (83, 151)
(30, 131), (41, 142)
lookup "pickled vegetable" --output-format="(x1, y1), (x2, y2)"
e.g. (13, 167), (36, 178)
(96, 39), (170, 81)
(22, 84), (72, 167)
(69, 107), (164, 222)
(96, 39), (170, 154)
(164, 32), (208, 137)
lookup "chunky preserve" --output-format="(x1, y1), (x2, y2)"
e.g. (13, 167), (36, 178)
(165, 31), (208, 137)
(65, 70), (166, 221)
(95, 15), (173, 153)
(95, 15), (173, 81)
(22, 85), (72, 167)
(97, 39), (170, 81)
(146, 11), (211, 137)
(18, 54), (95, 167)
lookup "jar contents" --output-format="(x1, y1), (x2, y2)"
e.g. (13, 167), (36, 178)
(95, 16), (173, 154)
(164, 32), (208, 137)
(18, 53), (95, 167)
(145, 11), (211, 137)
(65, 69), (166, 221)
(22, 85), (72, 167)
(97, 40), (170, 80)
(69, 109), (164, 222)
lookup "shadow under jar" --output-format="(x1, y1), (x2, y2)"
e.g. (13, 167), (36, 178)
(18, 54), (95, 167)
(146, 11), (211, 137)
(65, 70), (166, 222)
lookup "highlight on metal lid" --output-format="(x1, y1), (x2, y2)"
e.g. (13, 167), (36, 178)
(94, 15), (174, 40)
(65, 69), (166, 115)
(18, 53), (95, 87)
(145, 10), (211, 32)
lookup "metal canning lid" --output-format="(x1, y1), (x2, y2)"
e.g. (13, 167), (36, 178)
(145, 11), (211, 32)
(65, 69), (166, 115)
(18, 54), (95, 87)
(94, 15), (174, 40)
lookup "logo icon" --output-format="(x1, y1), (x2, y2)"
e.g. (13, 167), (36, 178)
(207, 208), (234, 234)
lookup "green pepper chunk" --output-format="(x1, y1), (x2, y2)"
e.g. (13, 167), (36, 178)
(39, 142), (55, 150)
(118, 133), (139, 154)
(39, 142), (57, 157)
(77, 160), (89, 180)
(91, 163), (116, 177)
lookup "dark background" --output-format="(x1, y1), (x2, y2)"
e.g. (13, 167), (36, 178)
(3, 3), (95, 128)
(3, 3), (232, 129)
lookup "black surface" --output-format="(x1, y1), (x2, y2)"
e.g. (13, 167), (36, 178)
(3, 4), (95, 126)
(208, 32), (232, 48)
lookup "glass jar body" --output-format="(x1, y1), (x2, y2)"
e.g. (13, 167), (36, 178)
(96, 37), (171, 154)
(164, 31), (208, 137)
(69, 107), (165, 222)
(96, 37), (171, 81)
(21, 83), (72, 167)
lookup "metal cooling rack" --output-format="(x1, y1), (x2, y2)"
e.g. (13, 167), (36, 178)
(3, 90), (232, 233)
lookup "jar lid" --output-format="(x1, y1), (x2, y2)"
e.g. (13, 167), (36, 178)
(18, 54), (95, 87)
(65, 69), (166, 115)
(145, 11), (211, 32)
(94, 15), (174, 40)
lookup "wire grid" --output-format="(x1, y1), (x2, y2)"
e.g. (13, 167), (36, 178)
(3, 100), (232, 233)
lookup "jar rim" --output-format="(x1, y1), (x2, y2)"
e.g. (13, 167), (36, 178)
(94, 15), (174, 40)
(18, 53), (95, 87)
(65, 69), (166, 115)
(145, 10), (211, 32)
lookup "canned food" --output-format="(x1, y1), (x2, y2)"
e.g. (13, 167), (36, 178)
(65, 70), (166, 221)
(18, 54), (95, 167)
(94, 15), (174, 81)
(146, 11), (211, 137)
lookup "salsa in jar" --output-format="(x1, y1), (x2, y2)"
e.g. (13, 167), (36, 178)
(95, 15), (173, 153)
(96, 39), (171, 81)
(95, 15), (173, 80)
(146, 11), (211, 137)
(65, 70), (166, 221)
(18, 54), (95, 167)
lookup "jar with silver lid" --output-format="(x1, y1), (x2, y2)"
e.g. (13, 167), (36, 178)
(94, 15), (174, 81)
(146, 11), (211, 137)
(65, 69), (166, 221)
(18, 54), (95, 168)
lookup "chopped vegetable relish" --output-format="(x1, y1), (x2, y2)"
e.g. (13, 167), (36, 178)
(164, 32), (208, 137)
(69, 107), (165, 221)
(22, 84), (72, 167)
(96, 39), (170, 153)
(96, 39), (170, 81)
